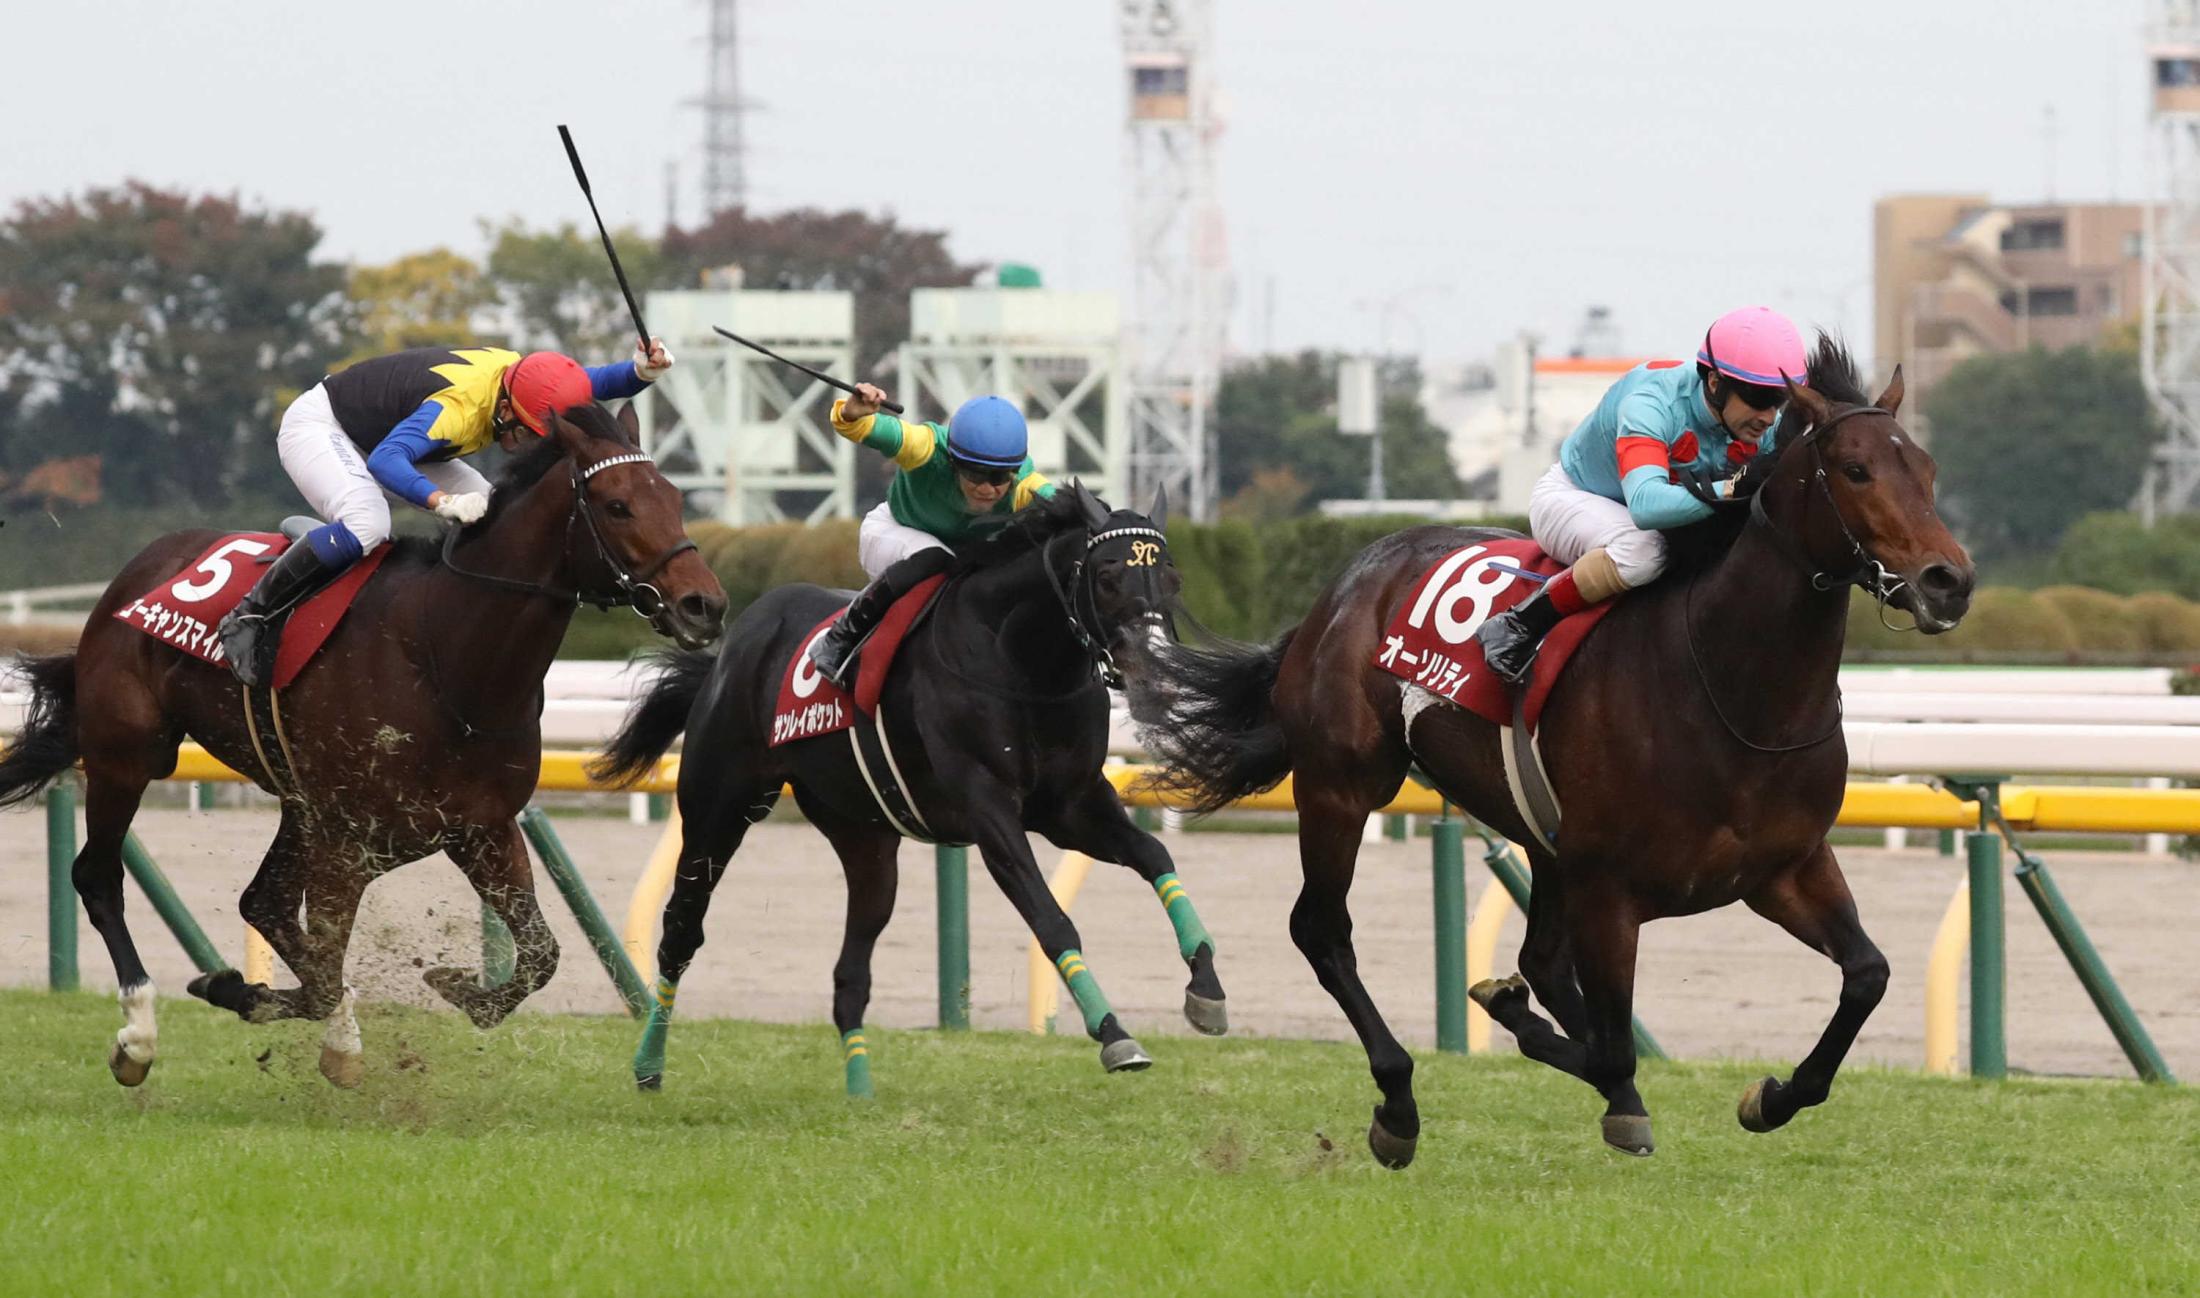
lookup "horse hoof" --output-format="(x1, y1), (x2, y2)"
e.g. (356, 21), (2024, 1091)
(1468, 973), (1527, 1013)
(1601, 1114), (1655, 1156)
(1738, 1076), (1783, 1133)
(319, 1046), (365, 1090)
(108, 1042), (152, 1088)
(186, 968), (241, 1006)
(636, 1073), (663, 1092)
(1100, 1038), (1154, 1073)
(1367, 1114), (1418, 1170)
(1183, 991), (1229, 1037)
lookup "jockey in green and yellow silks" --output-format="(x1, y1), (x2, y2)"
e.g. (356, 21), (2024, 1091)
(806, 382), (1057, 687)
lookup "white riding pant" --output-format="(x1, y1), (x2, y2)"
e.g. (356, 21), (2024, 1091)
(857, 501), (951, 579)
(1527, 462), (1668, 588)
(276, 383), (491, 550)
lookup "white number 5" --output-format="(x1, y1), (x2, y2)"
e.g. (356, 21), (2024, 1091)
(172, 538), (274, 603)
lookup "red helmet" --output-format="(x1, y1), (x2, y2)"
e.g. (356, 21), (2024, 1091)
(503, 352), (594, 435)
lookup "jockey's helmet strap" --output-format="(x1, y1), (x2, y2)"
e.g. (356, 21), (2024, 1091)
(581, 452), (655, 480)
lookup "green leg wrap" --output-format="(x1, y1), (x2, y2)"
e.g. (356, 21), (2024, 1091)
(1055, 949), (1114, 1037)
(634, 976), (676, 1082)
(842, 1026), (875, 1099)
(1153, 873), (1214, 962)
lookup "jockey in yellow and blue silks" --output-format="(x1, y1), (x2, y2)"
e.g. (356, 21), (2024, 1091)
(1473, 306), (1806, 684)
(806, 381), (1057, 687)
(217, 340), (672, 686)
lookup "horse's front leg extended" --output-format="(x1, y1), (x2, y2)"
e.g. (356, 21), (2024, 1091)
(1737, 842), (1888, 1134)
(1037, 778), (1226, 1035)
(428, 821), (559, 1030)
(968, 793), (1151, 1073)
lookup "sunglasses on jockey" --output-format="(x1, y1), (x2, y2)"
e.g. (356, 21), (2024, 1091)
(952, 459), (1018, 488)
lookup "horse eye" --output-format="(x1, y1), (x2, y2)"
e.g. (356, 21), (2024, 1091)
(1841, 464), (1870, 484)
(605, 499), (633, 519)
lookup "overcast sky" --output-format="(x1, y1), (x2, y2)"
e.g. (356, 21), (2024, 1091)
(1, 1), (2153, 372)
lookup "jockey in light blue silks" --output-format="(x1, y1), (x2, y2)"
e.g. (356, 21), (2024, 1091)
(1473, 306), (1809, 683)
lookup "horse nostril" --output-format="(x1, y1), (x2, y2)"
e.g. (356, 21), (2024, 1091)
(678, 593), (720, 626)
(1919, 563), (1971, 598)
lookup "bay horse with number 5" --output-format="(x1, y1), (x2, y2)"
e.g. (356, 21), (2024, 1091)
(0, 400), (724, 1087)
(1138, 337), (1973, 1162)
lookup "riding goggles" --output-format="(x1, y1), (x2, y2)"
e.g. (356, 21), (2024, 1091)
(952, 460), (1017, 487)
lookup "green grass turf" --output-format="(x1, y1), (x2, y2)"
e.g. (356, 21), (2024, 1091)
(2, 989), (2194, 1297)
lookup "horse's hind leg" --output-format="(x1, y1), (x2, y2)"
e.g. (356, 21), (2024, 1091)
(815, 816), (899, 1098)
(1038, 778), (1226, 1036)
(634, 775), (780, 1090)
(74, 765), (162, 1086)
(428, 820), (559, 1030)
(1292, 787), (1421, 1169)
(1736, 842), (1888, 1135)
(72, 661), (181, 1086)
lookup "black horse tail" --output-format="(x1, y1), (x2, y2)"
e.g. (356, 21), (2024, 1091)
(588, 647), (717, 788)
(1135, 626), (1298, 817)
(0, 654), (80, 810)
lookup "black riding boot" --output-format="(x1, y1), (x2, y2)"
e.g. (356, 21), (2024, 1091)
(217, 542), (343, 687)
(1473, 589), (1566, 686)
(807, 548), (956, 689)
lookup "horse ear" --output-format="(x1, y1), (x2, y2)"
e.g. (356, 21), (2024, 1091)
(1783, 373), (1831, 427)
(615, 399), (641, 440)
(1071, 480), (1109, 529)
(1875, 365), (1905, 417)
(546, 409), (590, 456)
(1148, 483), (1169, 530)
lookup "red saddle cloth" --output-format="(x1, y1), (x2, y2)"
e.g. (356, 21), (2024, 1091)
(1370, 539), (1618, 731)
(770, 574), (948, 747)
(113, 533), (391, 690)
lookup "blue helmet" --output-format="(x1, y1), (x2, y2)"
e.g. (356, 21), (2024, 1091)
(945, 395), (1029, 469)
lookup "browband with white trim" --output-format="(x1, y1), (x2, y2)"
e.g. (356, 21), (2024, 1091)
(1088, 525), (1167, 551)
(581, 452), (655, 480)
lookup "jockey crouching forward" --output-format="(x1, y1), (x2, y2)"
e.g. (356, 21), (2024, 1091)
(806, 382), (1057, 688)
(216, 340), (673, 685)
(1473, 306), (1806, 684)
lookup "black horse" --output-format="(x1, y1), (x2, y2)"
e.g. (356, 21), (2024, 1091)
(591, 484), (1225, 1093)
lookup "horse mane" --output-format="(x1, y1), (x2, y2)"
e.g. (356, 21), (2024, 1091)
(946, 486), (1096, 577)
(389, 401), (635, 566)
(1661, 332), (1866, 576)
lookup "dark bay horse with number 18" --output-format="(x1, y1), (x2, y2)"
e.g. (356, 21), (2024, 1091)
(0, 400), (725, 1087)
(1139, 337), (1973, 1163)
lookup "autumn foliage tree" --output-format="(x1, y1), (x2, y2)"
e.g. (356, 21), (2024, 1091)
(0, 183), (350, 506)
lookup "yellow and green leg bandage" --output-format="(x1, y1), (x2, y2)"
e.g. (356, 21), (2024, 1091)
(1153, 873), (1215, 962)
(1055, 949), (1114, 1037)
(634, 976), (677, 1083)
(841, 1026), (875, 1098)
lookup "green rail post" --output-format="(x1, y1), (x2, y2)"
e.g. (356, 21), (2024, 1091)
(1431, 813), (1468, 1053)
(2012, 846), (2176, 1084)
(1470, 830), (1666, 1061)
(481, 908), (515, 988)
(119, 833), (225, 975)
(518, 808), (651, 1017)
(936, 844), (970, 1029)
(1937, 828), (1956, 857)
(189, 782), (215, 812)
(1950, 778), (2007, 1080)
(1132, 805), (1160, 832)
(646, 792), (672, 822)
(47, 782), (78, 992)
(1386, 813), (1410, 842)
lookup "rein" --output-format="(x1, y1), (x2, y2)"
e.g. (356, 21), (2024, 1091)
(437, 451), (696, 618)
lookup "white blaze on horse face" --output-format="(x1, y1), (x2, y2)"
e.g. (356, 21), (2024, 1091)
(116, 980), (157, 1065)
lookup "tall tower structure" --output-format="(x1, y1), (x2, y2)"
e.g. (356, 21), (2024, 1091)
(696, 0), (754, 217)
(2143, 2), (2200, 516)
(1120, 0), (1227, 519)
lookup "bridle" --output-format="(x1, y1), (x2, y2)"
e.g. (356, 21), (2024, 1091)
(438, 450), (697, 622)
(1745, 404), (1907, 608)
(1043, 520), (1171, 691)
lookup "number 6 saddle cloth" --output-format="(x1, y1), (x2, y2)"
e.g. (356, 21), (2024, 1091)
(114, 530), (391, 690)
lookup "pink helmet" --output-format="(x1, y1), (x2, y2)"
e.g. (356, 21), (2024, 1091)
(1697, 307), (1807, 388)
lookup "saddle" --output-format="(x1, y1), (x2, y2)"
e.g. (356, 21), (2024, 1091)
(113, 517), (390, 689)
(769, 575), (949, 747)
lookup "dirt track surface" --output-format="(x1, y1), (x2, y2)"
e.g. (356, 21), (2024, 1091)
(5, 804), (2194, 1080)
